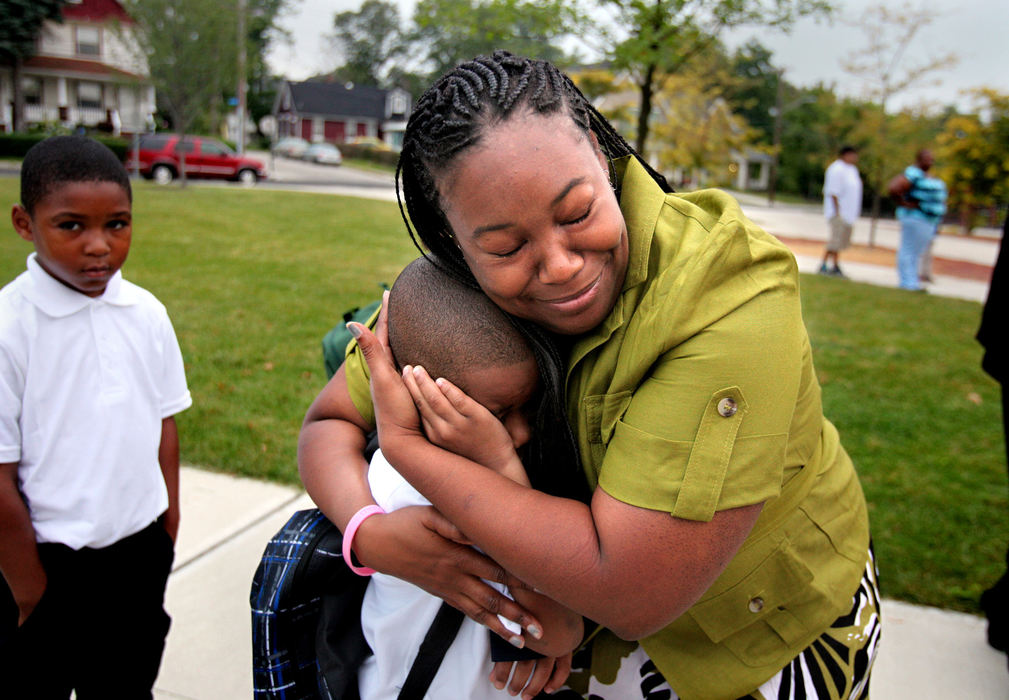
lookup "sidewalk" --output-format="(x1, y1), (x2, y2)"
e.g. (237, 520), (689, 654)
(156, 467), (1008, 699)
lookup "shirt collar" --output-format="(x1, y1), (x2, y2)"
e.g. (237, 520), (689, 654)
(23, 253), (138, 317)
(615, 155), (664, 292)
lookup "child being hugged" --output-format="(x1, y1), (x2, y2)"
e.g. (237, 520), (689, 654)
(348, 257), (584, 700)
(0, 135), (192, 698)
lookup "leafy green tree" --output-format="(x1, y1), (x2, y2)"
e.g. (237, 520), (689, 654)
(123, 0), (289, 148)
(329, 0), (404, 87)
(724, 41), (780, 145)
(411, 0), (586, 78)
(0, 0), (66, 132)
(841, 1), (957, 243)
(600, 0), (831, 157)
(936, 89), (1009, 233)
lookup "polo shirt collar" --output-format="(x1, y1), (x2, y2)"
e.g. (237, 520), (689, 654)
(23, 253), (138, 317)
(615, 156), (663, 292)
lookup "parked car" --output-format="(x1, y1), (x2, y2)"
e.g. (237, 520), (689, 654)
(128, 134), (267, 185)
(272, 136), (309, 158)
(302, 142), (343, 166)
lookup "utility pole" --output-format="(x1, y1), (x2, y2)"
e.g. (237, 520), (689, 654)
(767, 69), (784, 207)
(237, 0), (247, 155)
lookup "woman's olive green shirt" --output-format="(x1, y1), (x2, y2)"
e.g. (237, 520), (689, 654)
(343, 156), (870, 700)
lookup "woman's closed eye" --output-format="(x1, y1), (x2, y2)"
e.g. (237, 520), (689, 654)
(563, 204), (593, 226)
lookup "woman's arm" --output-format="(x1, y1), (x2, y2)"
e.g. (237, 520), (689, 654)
(353, 324), (763, 640)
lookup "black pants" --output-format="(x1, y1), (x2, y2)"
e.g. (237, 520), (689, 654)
(0, 521), (175, 700)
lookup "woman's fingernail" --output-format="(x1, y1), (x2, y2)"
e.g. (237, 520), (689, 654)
(508, 635), (524, 649)
(346, 322), (362, 338)
(493, 680), (505, 690)
(527, 623), (542, 639)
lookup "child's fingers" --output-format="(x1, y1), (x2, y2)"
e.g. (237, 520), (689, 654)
(507, 659), (536, 697)
(523, 658), (557, 699)
(489, 661), (514, 692)
(545, 652), (572, 693)
(433, 376), (480, 415)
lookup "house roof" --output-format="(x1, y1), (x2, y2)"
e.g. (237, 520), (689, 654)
(62, 0), (134, 24)
(25, 56), (146, 82)
(285, 81), (389, 120)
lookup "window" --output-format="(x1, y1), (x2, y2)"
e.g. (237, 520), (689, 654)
(200, 140), (233, 156)
(76, 26), (100, 56)
(22, 78), (41, 106)
(390, 92), (407, 115)
(77, 82), (102, 109)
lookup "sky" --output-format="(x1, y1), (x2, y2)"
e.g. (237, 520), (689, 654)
(266, 0), (1009, 113)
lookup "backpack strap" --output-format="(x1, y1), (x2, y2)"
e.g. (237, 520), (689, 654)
(396, 602), (466, 700)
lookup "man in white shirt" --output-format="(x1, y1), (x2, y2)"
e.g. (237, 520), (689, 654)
(821, 146), (862, 277)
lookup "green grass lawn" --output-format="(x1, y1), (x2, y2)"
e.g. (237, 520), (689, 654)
(1, 178), (1005, 614)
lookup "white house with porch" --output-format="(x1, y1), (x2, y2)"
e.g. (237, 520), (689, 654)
(0, 0), (154, 135)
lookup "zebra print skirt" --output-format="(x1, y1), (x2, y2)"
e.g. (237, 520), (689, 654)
(556, 548), (882, 700)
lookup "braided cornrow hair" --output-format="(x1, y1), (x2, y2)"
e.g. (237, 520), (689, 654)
(395, 51), (669, 503)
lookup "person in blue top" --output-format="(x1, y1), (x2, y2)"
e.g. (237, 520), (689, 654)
(888, 148), (947, 291)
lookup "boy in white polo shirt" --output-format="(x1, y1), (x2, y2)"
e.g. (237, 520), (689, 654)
(0, 135), (191, 698)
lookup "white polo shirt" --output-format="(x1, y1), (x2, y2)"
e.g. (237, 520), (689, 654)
(823, 158), (863, 224)
(0, 254), (192, 549)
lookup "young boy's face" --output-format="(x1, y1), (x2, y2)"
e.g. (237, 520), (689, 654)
(459, 356), (539, 450)
(12, 181), (132, 298)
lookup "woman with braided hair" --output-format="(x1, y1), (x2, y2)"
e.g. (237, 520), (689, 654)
(299, 51), (881, 700)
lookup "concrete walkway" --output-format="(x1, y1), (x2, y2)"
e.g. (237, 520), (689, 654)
(155, 468), (1008, 699)
(153, 195), (1006, 698)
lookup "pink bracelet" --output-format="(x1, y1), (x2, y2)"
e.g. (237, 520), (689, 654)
(342, 505), (385, 576)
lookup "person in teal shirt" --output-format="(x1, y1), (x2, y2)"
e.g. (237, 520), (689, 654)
(889, 148), (947, 291)
(300, 52), (880, 700)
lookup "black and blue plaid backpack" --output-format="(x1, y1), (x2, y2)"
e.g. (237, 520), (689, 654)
(251, 508), (370, 699)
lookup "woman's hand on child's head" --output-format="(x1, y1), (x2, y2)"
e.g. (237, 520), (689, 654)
(402, 365), (527, 482)
(490, 652), (572, 698)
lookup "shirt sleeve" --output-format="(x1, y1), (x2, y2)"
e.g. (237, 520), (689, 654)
(157, 309), (192, 418)
(343, 312), (379, 428)
(823, 162), (843, 198)
(596, 221), (805, 521)
(0, 339), (24, 463)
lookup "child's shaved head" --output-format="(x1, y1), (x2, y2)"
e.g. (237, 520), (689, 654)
(387, 257), (533, 395)
(20, 135), (131, 215)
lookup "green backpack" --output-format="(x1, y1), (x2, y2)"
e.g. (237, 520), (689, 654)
(321, 287), (387, 379)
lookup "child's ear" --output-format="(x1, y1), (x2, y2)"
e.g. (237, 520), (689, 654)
(11, 205), (34, 243)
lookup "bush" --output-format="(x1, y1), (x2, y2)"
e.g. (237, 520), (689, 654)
(0, 132), (130, 160)
(339, 143), (400, 167)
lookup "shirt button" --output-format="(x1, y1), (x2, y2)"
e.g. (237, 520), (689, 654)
(717, 397), (738, 417)
(748, 596), (764, 613)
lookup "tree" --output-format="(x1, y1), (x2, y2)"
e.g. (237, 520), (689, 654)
(936, 89), (1009, 233)
(600, 0), (831, 157)
(122, 0), (289, 157)
(329, 0), (404, 87)
(0, 0), (66, 132)
(841, 2), (957, 244)
(411, 0), (586, 78)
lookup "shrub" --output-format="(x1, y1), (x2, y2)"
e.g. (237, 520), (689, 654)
(0, 132), (130, 160)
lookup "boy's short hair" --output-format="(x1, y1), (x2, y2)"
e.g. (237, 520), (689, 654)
(20, 135), (131, 214)
(387, 257), (532, 395)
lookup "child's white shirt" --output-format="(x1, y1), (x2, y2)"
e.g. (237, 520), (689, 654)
(358, 448), (515, 700)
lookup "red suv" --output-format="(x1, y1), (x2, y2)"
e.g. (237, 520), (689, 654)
(128, 134), (267, 185)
